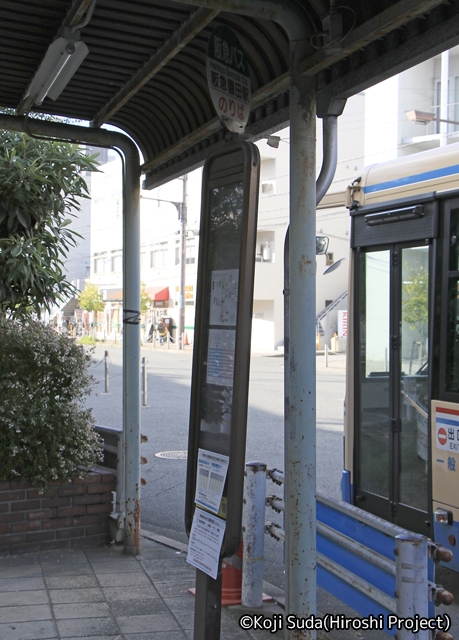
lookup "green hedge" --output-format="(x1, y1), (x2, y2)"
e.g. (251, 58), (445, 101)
(0, 318), (102, 486)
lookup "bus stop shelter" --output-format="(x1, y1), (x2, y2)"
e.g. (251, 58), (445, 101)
(1, 0), (459, 631)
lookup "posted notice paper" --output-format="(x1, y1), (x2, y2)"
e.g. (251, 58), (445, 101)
(195, 449), (229, 514)
(186, 507), (226, 579)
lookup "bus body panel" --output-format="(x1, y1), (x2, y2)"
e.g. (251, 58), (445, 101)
(348, 141), (459, 208)
(342, 142), (459, 570)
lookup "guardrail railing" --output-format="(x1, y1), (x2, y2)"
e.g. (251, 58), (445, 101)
(241, 464), (454, 639)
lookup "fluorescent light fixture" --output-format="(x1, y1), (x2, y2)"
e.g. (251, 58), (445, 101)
(25, 30), (89, 105)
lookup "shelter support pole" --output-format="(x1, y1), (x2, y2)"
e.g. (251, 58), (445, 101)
(242, 462), (267, 608)
(286, 60), (317, 637)
(0, 115), (142, 555)
(122, 141), (142, 555)
(178, 174), (187, 351)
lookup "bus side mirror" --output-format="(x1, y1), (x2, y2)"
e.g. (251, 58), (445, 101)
(316, 235), (329, 255)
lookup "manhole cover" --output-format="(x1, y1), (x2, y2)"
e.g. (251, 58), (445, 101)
(155, 450), (188, 460)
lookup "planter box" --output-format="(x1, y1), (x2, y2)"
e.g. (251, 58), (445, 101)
(0, 470), (115, 555)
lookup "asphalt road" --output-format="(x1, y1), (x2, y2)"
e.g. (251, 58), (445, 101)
(84, 342), (346, 591)
(83, 343), (459, 636)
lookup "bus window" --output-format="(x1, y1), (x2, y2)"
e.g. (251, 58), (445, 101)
(343, 143), (459, 561)
(446, 209), (459, 392)
(399, 246), (429, 512)
(358, 249), (390, 499)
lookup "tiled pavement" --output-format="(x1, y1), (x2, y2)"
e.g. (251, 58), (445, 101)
(0, 526), (430, 640)
(0, 533), (286, 640)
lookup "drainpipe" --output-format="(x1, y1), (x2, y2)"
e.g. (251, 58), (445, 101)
(316, 116), (339, 205)
(0, 115), (142, 555)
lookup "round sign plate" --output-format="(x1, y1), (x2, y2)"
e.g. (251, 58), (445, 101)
(438, 427), (447, 447)
(206, 25), (251, 133)
(155, 450), (188, 460)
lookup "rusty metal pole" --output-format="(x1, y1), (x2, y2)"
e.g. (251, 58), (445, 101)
(141, 356), (147, 407)
(122, 141), (142, 555)
(178, 175), (187, 350)
(0, 114), (141, 555)
(242, 462), (267, 608)
(286, 51), (317, 638)
(104, 350), (109, 394)
(395, 534), (430, 640)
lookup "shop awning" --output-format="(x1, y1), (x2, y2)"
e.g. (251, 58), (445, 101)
(147, 287), (170, 302)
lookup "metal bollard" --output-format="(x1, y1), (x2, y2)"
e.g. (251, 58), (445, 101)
(395, 533), (429, 639)
(325, 343), (328, 367)
(242, 461), (267, 608)
(141, 356), (147, 407)
(104, 350), (109, 394)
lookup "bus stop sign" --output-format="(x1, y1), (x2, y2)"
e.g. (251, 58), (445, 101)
(206, 25), (251, 133)
(185, 140), (260, 566)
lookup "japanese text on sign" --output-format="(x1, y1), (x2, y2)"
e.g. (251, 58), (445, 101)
(436, 405), (459, 452)
(206, 25), (251, 133)
(195, 449), (229, 514)
(211, 34), (246, 71)
(208, 59), (249, 125)
(187, 507), (226, 579)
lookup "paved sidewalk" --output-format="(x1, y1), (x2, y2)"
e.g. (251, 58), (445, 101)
(4, 526), (441, 640)
(0, 533), (285, 640)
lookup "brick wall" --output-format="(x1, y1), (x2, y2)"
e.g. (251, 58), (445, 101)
(0, 470), (116, 555)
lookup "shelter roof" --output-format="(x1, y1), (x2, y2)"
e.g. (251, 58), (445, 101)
(1, 0), (459, 187)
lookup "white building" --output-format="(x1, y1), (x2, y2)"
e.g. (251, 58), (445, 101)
(252, 93), (365, 350)
(89, 154), (202, 343)
(86, 47), (459, 349)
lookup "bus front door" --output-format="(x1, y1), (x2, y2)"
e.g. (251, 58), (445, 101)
(356, 243), (430, 536)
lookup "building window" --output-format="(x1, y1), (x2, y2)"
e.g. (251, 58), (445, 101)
(151, 242), (167, 268)
(454, 76), (459, 132)
(94, 257), (105, 274)
(175, 241), (180, 266)
(111, 255), (122, 272)
(435, 77), (459, 134)
(186, 241), (195, 264)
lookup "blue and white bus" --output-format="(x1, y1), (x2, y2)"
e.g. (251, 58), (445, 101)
(342, 142), (459, 571)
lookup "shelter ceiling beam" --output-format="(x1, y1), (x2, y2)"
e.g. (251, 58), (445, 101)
(142, 105), (290, 189)
(316, 8), (459, 110)
(301, 0), (446, 76)
(140, 0), (450, 184)
(140, 71), (289, 176)
(90, 7), (220, 128)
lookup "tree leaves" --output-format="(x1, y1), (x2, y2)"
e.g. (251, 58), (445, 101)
(0, 318), (102, 486)
(78, 283), (104, 313)
(16, 209), (31, 228)
(0, 129), (98, 317)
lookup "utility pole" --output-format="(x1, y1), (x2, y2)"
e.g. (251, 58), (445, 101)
(179, 175), (187, 350)
(140, 178), (188, 350)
